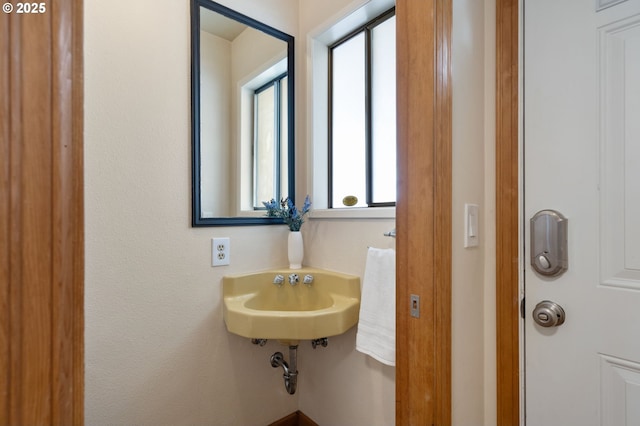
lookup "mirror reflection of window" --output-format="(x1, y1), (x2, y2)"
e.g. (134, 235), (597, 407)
(329, 9), (396, 209)
(253, 74), (288, 209)
(254, 84), (276, 206)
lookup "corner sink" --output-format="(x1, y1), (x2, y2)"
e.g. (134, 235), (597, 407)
(222, 268), (360, 343)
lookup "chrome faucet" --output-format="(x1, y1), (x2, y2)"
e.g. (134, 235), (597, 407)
(273, 274), (285, 286)
(288, 274), (299, 286)
(303, 274), (314, 286)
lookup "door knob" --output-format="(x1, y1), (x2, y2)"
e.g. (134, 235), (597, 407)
(532, 300), (566, 327)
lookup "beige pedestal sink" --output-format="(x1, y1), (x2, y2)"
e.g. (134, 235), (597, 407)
(222, 267), (360, 345)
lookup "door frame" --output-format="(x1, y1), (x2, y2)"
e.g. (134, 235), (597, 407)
(495, 0), (520, 424)
(396, 0), (452, 424)
(396, 1), (520, 423)
(1, 0), (84, 423)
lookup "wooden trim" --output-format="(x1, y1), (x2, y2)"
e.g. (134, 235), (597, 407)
(396, 0), (452, 424)
(495, 0), (520, 425)
(0, 8), (11, 422)
(268, 411), (319, 426)
(296, 411), (317, 426)
(72, 2), (85, 422)
(434, 1), (452, 422)
(0, 0), (84, 424)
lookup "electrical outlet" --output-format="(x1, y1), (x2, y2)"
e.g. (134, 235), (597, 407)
(212, 237), (230, 266)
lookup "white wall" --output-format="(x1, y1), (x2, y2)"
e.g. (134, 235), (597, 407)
(451, 0), (490, 423)
(84, 0), (300, 424)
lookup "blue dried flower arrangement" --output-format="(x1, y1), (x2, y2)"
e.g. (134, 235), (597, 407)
(262, 195), (311, 232)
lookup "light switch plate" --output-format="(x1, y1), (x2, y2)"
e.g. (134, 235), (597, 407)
(464, 203), (479, 248)
(212, 237), (230, 266)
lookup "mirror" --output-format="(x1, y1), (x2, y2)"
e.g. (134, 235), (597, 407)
(191, 0), (295, 226)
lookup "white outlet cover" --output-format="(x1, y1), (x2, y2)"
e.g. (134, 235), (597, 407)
(212, 237), (230, 266)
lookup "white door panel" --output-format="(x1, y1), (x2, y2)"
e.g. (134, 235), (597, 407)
(524, 0), (640, 425)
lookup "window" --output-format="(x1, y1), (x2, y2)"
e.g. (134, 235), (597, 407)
(253, 73), (288, 209)
(329, 8), (396, 209)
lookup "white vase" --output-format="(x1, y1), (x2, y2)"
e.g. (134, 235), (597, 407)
(288, 231), (303, 269)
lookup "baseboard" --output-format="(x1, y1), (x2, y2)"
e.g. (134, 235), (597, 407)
(268, 410), (319, 426)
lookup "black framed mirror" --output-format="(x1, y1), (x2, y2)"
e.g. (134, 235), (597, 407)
(191, 0), (295, 226)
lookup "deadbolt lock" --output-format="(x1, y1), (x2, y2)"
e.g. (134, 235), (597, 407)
(532, 300), (566, 327)
(530, 210), (568, 277)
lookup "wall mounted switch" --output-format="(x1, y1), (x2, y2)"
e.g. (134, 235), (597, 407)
(212, 237), (230, 266)
(464, 203), (479, 248)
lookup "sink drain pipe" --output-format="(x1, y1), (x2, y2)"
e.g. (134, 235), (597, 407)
(270, 345), (298, 395)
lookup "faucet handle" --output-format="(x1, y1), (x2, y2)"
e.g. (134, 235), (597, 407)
(303, 274), (314, 286)
(273, 274), (285, 286)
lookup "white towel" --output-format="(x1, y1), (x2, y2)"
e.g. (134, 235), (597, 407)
(356, 247), (396, 366)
